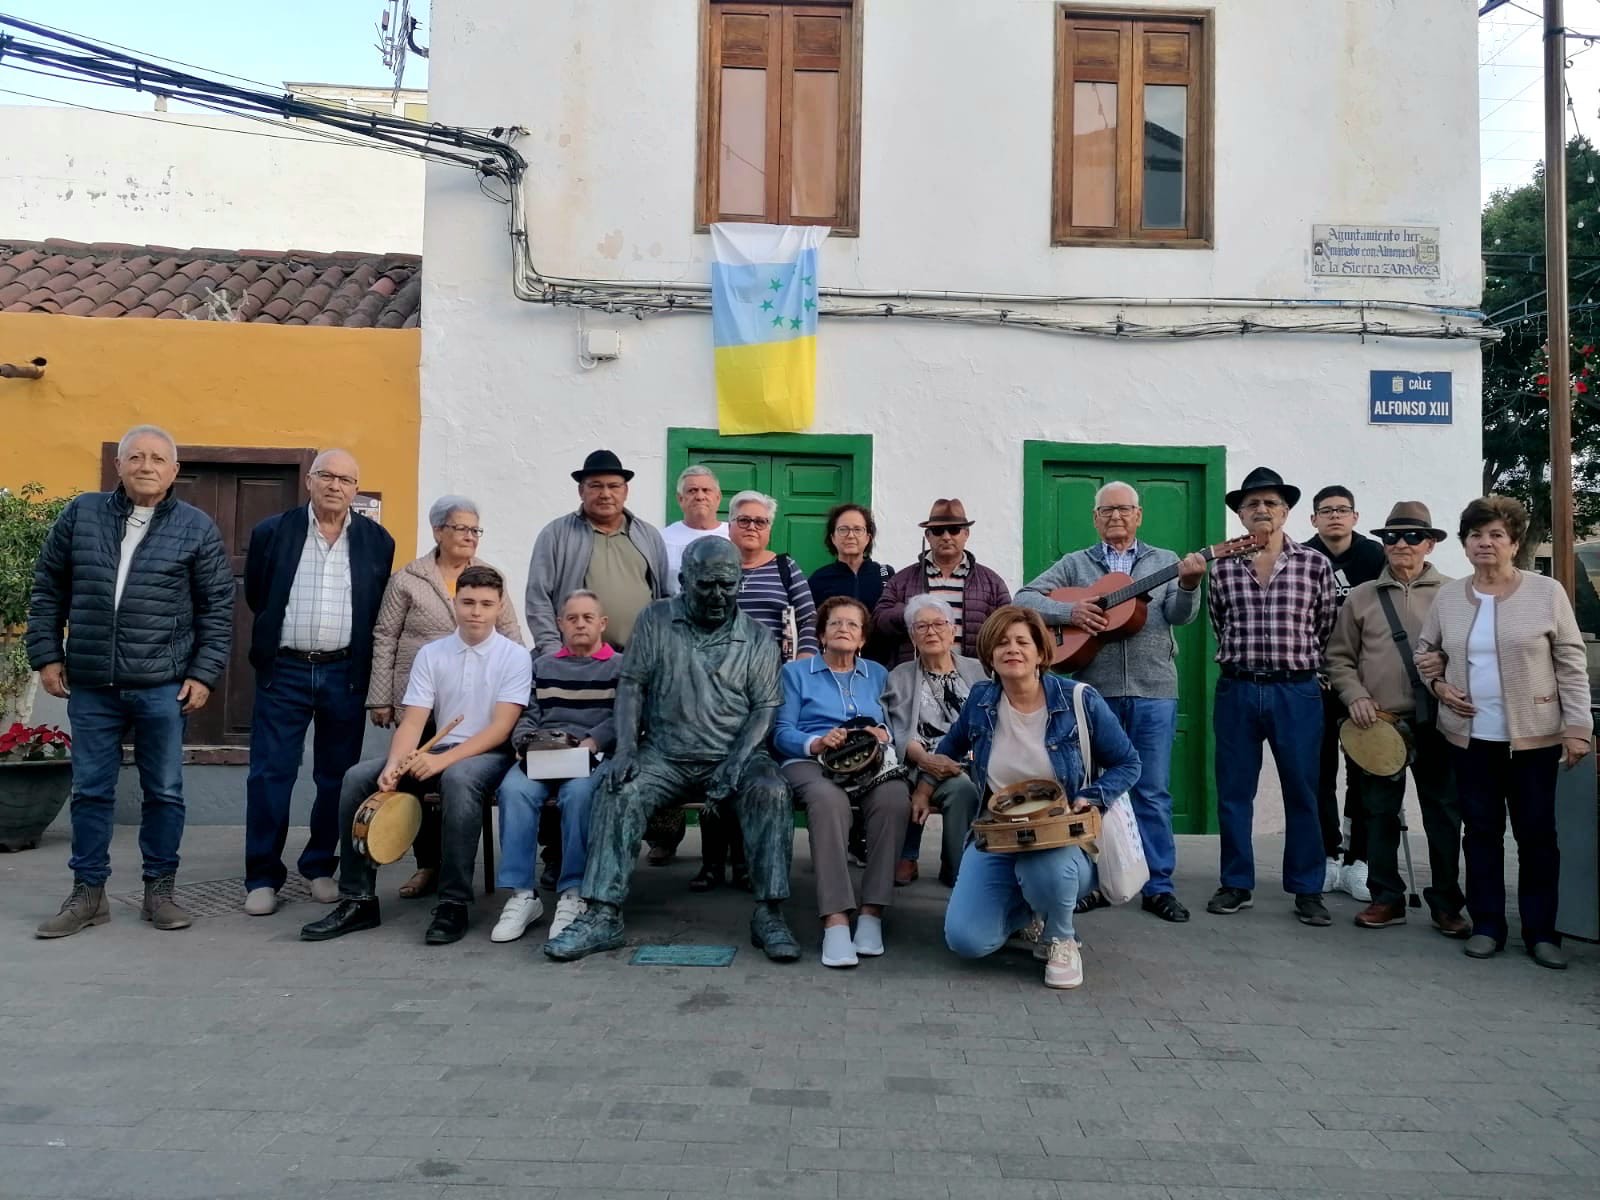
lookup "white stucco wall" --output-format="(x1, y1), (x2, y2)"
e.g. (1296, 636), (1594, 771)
(3, 107), (423, 253)
(421, 0), (1484, 611)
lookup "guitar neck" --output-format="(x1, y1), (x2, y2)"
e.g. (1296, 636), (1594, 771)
(1098, 547), (1214, 609)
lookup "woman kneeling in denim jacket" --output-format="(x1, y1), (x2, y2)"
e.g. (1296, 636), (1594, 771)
(941, 606), (1141, 988)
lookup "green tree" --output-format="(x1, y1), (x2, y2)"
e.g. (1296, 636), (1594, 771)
(1481, 134), (1600, 566)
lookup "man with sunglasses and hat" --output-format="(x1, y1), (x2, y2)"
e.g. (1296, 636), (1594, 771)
(524, 449), (670, 656)
(1324, 503), (1468, 936)
(1207, 467), (1337, 926)
(873, 499), (1011, 667)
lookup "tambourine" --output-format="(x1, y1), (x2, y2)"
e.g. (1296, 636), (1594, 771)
(971, 777), (1100, 854)
(1339, 712), (1413, 779)
(351, 790), (423, 864)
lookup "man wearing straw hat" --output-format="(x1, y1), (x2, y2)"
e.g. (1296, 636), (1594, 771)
(1324, 502), (1468, 936)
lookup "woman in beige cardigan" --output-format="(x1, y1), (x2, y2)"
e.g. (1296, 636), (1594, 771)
(1417, 495), (1591, 970)
(367, 494), (524, 898)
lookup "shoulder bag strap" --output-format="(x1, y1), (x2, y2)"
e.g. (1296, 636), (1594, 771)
(1375, 586), (1434, 724)
(1071, 682), (1094, 791)
(775, 554), (799, 662)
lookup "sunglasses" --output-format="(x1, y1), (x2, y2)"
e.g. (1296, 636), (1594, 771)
(925, 524), (967, 537)
(1378, 530), (1430, 546)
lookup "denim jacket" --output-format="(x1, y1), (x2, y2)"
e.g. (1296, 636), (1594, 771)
(936, 674), (1140, 806)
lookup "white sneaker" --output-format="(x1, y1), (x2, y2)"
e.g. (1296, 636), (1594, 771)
(308, 877), (339, 904)
(1004, 912), (1045, 956)
(1043, 938), (1084, 989)
(490, 891), (544, 943)
(1341, 859), (1371, 903)
(1324, 857), (1344, 894)
(243, 887), (278, 916)
(548, 889), (587, 940)
(853, 914), (885, 957)
(821, 924), (859, 968)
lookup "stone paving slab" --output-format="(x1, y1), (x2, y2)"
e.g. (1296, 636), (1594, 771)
(1, 824), (1595, 1200)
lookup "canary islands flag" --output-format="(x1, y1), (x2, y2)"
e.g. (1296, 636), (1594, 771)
(711, 222), (827, 434)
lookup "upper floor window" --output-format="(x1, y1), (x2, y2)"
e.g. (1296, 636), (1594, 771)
(1053, 7), (1211, 247)
(698, 1), (861, 234)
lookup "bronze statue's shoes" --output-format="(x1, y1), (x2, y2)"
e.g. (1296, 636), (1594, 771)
(750, 906), (800, 963)
(543, 907), (625, 961)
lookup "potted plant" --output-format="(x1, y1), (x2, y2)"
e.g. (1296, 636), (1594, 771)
(0, 482), (73, 850)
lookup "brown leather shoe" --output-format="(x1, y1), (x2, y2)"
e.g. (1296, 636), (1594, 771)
(398, 868), (437, 899)
(894, 859), (918, 886)
(1431, 909), (1470, 939)
(646, 845), (674, 867)
(142, 875), (193, 930)
(1354, 901), (1406, 929)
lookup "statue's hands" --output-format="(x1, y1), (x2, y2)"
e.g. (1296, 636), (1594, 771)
(609, 748), (639, 785)
(705, 756), (743, 803)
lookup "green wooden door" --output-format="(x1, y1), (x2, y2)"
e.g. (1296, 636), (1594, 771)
(1024, 443), (1226, 834)
(666, 430), (872, 576)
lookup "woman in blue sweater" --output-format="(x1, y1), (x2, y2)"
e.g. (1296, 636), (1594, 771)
(941, 607), (1141, 989)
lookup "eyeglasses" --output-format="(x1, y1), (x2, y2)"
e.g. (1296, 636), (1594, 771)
(440, 524), (483, 537)
(1240, 499), (1286, 511)
(311, 470), (358, 488)
(1094, 505), (1137, 517)
(1379, 530), (1430, 546)
(912, 620), (952, 635)
(1315, 505), (1355, 517)
(926, 525), (966, 537)
(824, 618), (864, 632)
(733, 515), (771, 529)
(833, 525), (868, 537)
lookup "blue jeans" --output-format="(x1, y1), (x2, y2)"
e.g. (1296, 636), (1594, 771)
(497, 764), (597, 895)
(944, 841), (1098, 955)
(1103, 696), (1179, 896)
(65, 682), (186, 886)
(244, 655), (367, 892)
(1213, 675), (1325, 895)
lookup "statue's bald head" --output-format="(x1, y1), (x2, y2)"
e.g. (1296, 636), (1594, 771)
(680, 536), (741, 630)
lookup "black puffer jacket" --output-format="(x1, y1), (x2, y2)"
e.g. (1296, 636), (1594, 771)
(27, 488), (234, 689)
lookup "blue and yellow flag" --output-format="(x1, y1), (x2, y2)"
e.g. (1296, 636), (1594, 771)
(710, 223), (827, 435)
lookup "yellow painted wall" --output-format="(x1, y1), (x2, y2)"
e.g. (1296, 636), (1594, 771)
(0, 311), (420, 554)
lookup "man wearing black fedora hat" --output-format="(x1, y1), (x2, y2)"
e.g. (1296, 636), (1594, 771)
(1325, 502), (1468, 936)
(524, 449), (670, 657)
(1207, 467), (1338, 926)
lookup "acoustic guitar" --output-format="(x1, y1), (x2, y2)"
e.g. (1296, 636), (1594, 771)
(1047, 535), (1260, 671)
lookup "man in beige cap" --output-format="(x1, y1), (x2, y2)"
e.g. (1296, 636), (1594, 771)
(872, 499), (1011, 666)
(1324, 502), (1468, 936)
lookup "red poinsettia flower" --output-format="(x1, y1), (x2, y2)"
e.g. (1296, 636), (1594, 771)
(1578, 381), (1590, 395)
(1582, 344), (1594, 355)
(1536, 373), (1550, 387)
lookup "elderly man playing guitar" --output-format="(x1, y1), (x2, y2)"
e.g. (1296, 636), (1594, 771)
(1014, 481), (1224, 923)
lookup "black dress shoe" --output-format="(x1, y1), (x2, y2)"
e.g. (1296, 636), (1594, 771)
(424, 902), (470, 945)
(689, 865), (725, 893)
(300, 898), (380, 942)
(1142, 892), (1191, 923)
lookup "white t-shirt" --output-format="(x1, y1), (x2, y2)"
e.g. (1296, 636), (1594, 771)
(113, 505), (156, 611)
(402, 630), (532, 748)
(1467, 591), (1509, 742)
(661, 520), (729, 593)
(987, 696), (1056, 791)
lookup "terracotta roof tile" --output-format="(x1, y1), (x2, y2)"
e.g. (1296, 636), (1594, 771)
(0, 240), (421, 327)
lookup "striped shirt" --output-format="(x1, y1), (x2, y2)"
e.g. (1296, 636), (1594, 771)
(924, 556), (970, 639)
(1208, 538), (1336, 673)
(280, 505), (353, 652)
(738, 555), (819, 659)
(510, 643), (623, 753)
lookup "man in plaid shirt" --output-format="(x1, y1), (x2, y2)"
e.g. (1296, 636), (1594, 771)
(1206, 467), (1337, 926)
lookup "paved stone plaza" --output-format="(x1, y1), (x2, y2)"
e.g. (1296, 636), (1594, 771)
(2, 823), (1595, 1200)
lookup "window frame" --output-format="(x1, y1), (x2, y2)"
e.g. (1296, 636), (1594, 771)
(695, 0), (864, 236)
(1051, 5), (1213, 249)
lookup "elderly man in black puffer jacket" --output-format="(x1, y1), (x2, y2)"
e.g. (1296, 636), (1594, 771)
(26, 425), (233, 939)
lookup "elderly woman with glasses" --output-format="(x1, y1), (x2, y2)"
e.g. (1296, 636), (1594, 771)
(730, 490), (819, 660)
(881, 595), (988, 888)
(774, 596), (913, 967)
(366, 494), (524, 898)
(808, 504), (896, 663)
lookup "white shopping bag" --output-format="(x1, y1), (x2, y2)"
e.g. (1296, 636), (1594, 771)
(1072, 683), (1150, 905)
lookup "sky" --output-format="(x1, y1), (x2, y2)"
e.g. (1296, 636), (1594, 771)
(0, 1), (428, 110)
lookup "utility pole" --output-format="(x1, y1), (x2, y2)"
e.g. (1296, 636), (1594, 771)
(1547, 0), (1576, 599)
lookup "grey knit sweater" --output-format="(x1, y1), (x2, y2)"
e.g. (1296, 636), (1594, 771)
(1013, 543), (1202, 699)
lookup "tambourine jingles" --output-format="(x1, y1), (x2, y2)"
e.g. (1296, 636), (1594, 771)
(1338, 711), (1413, 779)
(971, 777), (1101, 854)
(351, 791), (423, 864)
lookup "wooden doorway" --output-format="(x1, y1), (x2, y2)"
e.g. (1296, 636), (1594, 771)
(101, 445), (311, 749)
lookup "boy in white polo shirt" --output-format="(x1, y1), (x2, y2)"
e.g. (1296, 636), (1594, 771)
(302, 565), (531, 946)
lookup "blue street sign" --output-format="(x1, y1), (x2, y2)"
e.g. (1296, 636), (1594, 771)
(1369, 371), (1452, 425)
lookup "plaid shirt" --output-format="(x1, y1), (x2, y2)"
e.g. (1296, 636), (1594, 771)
(1208, 537), (1335, 672)
(279, 505), (354, 652)
(1101, 541), (1138, 576)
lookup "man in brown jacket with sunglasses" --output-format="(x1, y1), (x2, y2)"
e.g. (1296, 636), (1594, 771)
(1325, 502), (1468, 937)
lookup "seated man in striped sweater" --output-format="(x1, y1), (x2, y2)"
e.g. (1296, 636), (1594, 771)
(491, 590), (624, 944)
